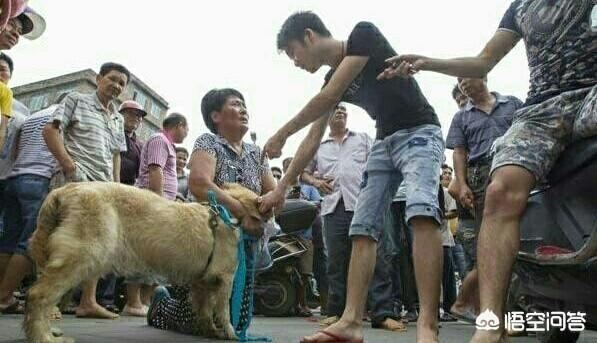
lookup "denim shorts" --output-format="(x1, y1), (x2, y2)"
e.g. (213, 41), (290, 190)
(0, 174), (50, 255)
(350, 124), (444, 241)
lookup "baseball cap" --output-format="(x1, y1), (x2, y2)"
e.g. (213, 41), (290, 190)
(119, 100), (148, 117)
(17, 6), (45, 40)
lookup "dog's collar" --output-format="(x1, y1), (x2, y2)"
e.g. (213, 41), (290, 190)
(207, 190), (239, 230)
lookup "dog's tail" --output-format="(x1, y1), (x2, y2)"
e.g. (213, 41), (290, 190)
(29, 187), (64, 268)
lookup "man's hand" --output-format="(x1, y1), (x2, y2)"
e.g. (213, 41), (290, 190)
(61, 159), (77, 180)
(258, 186), (286, 215)
(314, 178), (333, 195)
(0, 81), (13, 118)
(262, 132), (287, 162)
(376, 55), (430, 80)
(458, 182), (475, 210)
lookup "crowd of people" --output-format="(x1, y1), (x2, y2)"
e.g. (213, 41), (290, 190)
(0, 1), (595, 343)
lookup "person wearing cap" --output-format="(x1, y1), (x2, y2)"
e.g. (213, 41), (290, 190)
(119, 100), (146, 186)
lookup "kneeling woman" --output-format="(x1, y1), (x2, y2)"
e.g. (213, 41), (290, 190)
(147, 88), (275, 334)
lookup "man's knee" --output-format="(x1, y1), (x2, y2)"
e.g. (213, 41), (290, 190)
(483, 176), (530, 219)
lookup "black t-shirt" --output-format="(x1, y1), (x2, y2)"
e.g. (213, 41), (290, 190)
(324, 22), (440, 139)
(498, 0), (597, 105)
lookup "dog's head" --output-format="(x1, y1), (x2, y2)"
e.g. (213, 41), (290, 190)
(222, 183), (268, 237)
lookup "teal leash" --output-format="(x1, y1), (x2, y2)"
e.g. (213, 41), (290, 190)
(207, 190), (272, 342)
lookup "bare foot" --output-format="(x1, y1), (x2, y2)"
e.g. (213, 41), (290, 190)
(470, 330), (510, 343)
(416, 321), (439, 343)
(301, 319), (363, 342)
(75, 303), (119, 319)
(121, 304), (148, 317)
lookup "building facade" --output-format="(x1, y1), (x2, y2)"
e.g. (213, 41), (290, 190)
(12, 69), (169, 141)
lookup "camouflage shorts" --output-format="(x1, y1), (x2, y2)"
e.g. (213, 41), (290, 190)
(491, 85), (597, 182)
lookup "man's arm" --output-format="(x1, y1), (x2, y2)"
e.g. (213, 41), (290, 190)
(148, 165), (163, 196)
(0, 115), (8, 152)
(301, 170), (332, 195)
(453, 147), (474, 209)
(380, 30), (521, 79)
(43, 122), (75, 175)
(263, 56), (368, 159)
(112, 153), (121, 183)
(259, 113), (331, 213)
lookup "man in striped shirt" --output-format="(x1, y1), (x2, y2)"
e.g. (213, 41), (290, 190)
(43, 62), (130, 319)
(136, 113), (188, 200)
(0, 96), (62, 313)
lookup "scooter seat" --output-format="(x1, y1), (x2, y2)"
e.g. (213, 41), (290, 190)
(547, 137), (597, 184)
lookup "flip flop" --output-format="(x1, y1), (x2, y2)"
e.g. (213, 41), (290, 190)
(450, 309), (476, 325)
(300, 330), (364, 343)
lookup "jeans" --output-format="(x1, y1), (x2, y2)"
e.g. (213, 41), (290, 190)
(391, 201), (418, 311)
(442, 247), (457, 312)
(350, 124), (444, 241)
(0, 175), (50, 255)
(0, 180), (6, 239)
(451, 243), (467, 279)
(323, 200), (396, 323)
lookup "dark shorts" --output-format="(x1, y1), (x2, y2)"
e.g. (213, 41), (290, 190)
(0, 175), (50, 255)
(491, 85), (597, 181)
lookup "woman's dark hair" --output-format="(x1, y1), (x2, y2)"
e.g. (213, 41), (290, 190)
(277, 11), (331, 51)
(162, 112), (187, 129)
(175, 147), (189, 156)
(0, 53), (14, 75)
(99, 62), (131, 84)
(201, 88), (245, 134)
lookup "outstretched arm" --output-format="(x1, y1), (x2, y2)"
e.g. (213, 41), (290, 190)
(262, 56), (368, 159)
(259, 112), (331, 213)
(377, 30), (520, 80)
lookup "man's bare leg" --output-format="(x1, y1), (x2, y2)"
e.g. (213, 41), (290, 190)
(451, 268), (479, 316)
(471, 166), (534, 343)
(122, 283), (147, 316)
(141, 284), (157, 307)
(301, 236), (376, 342)
(411, 217), (442, 343)
(76, 278), (119, 319)
(0, 254), (32, 309)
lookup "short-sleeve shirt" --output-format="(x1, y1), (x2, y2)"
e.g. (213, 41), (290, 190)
(305, 130), (372, 216)
(51, 92), (126, 182)
(8, 105), (57, 179)
(498, 0), (597, 105)
(446, 93), (523, 162)
(193, 133), (269, 195)
(0, 100), (29, 180)
(323, 22), (440, 139)
(136, 132), (177, 200)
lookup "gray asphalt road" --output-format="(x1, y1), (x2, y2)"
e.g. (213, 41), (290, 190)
(1, 314), (596, 342)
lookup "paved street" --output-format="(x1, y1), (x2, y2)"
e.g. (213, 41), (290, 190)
(1, 314), (596, 343)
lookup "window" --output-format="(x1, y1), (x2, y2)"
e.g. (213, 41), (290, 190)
(133, 91), (148, 109)
(29, 94), (47, 111)
(151, 102), (161, 119)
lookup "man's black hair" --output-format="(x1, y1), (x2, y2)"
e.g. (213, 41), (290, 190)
(442, 164), (453, 171)
(200, 88), (245, 134)
(277, 11), (331, 51)
(0, 53), (14, 75)
(175, 147), (189, 156)
(99, 62), (131, 84)
(451, 84), (462, 100)
(271, 166), (282, 174)
(163, 112), (187, 129)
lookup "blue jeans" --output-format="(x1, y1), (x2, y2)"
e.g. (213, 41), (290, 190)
(350, 125), (444, 240)
(0, 175), (50, 255)
(451, 243), (467, 279)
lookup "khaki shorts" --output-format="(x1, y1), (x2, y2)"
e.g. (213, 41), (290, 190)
(491, 85), (597, 182)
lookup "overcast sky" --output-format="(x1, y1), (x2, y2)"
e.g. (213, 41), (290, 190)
(10, 0), (529, 168)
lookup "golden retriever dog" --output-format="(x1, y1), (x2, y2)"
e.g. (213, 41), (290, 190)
(23, 182), (265, 343)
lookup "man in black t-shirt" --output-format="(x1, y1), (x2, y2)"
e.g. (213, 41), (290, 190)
(379, 1), (596, 342)
(259, 11), (444, 343)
